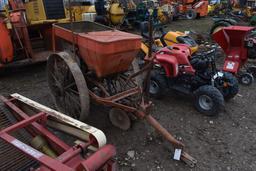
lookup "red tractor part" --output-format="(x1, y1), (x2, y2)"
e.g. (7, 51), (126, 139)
(0, 94), (116, 171)
(0, 18), (14, 63)
(213, 26), (255, 74)
(192, 0), (208, 17)
(154, 44), (195, 77)
(178, 0), (208, 19)
(212, 26), (256, 85)
(0, 0), (66, 70)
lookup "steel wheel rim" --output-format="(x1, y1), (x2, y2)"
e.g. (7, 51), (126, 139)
(109, 108), (131, 130)
(149, 80), (160, 95)
(47, 52), (90, 121)
(199, 95), (213, 111)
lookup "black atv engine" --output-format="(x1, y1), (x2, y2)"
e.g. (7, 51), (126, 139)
(190, 56), (210, 72)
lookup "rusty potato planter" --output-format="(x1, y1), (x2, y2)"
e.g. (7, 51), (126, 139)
(47, 21), (197, 167)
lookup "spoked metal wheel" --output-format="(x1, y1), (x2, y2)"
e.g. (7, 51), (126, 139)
(198, 95), (213, 111)
(109, 108), (131, 131)
(47, 52), (90, 121)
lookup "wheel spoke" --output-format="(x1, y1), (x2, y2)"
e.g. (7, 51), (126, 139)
(65, 91), (80, 106)
(64, 82), (76, 90)
(50, 71), (62, 86)
(68, 88), (79, 95)
(64, 94), (77, 118)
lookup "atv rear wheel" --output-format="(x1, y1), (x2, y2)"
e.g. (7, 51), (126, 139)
(194, 85), (224, 116)
(221, 72), (239, 100)
(149, 70), (167, 99)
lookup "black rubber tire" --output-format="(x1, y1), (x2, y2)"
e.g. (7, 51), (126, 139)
(193, 85), (224, 116)
(247, 66), (256, 78)
(221, 72), (239, 101)
(149, 70), (167, 99)
(186, 9), (197, 20)
(210, 21), (232, 35)
(239, 73), (254, 86)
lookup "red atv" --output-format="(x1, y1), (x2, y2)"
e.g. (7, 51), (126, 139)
(212, 26), (256, 85)
(148, 44), (239, 116)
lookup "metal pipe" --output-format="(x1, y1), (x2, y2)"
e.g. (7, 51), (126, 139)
(30, 135), (58, 158)
(145, 114), (185, 148)
(79, 144), (116, 171)
(57, 142), (91, 163)
(68, 0), (76, 58)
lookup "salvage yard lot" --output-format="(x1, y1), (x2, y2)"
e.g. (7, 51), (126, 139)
(1, 17), (256, 171)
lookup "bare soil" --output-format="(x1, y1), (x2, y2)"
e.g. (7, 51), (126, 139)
(1, 17), (256, 171)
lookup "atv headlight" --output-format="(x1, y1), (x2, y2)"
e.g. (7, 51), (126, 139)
(213, 72), (224, 79)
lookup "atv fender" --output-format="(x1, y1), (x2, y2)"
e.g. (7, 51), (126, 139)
(155, 53), (179, 77)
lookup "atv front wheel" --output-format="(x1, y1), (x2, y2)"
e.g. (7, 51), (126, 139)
(194, 85), (224, 116)
(221, 72), (239, 100)
(149, 70), (167, 99)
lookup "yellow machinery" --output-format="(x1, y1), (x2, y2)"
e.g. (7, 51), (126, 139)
(157, 4), (175, 24)
(141, 30), (199, 57)
(94, 0), (126, 26)
(24, 0), (96, 23)
(65, 2), (96, 21)
(0, 0), (68, 69)
(108, 2), (125, 25)
(24, 0), (68, 25)
(162, 31), (199, 54)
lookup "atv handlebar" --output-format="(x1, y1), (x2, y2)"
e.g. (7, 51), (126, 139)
(195, 45), (217, 61)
